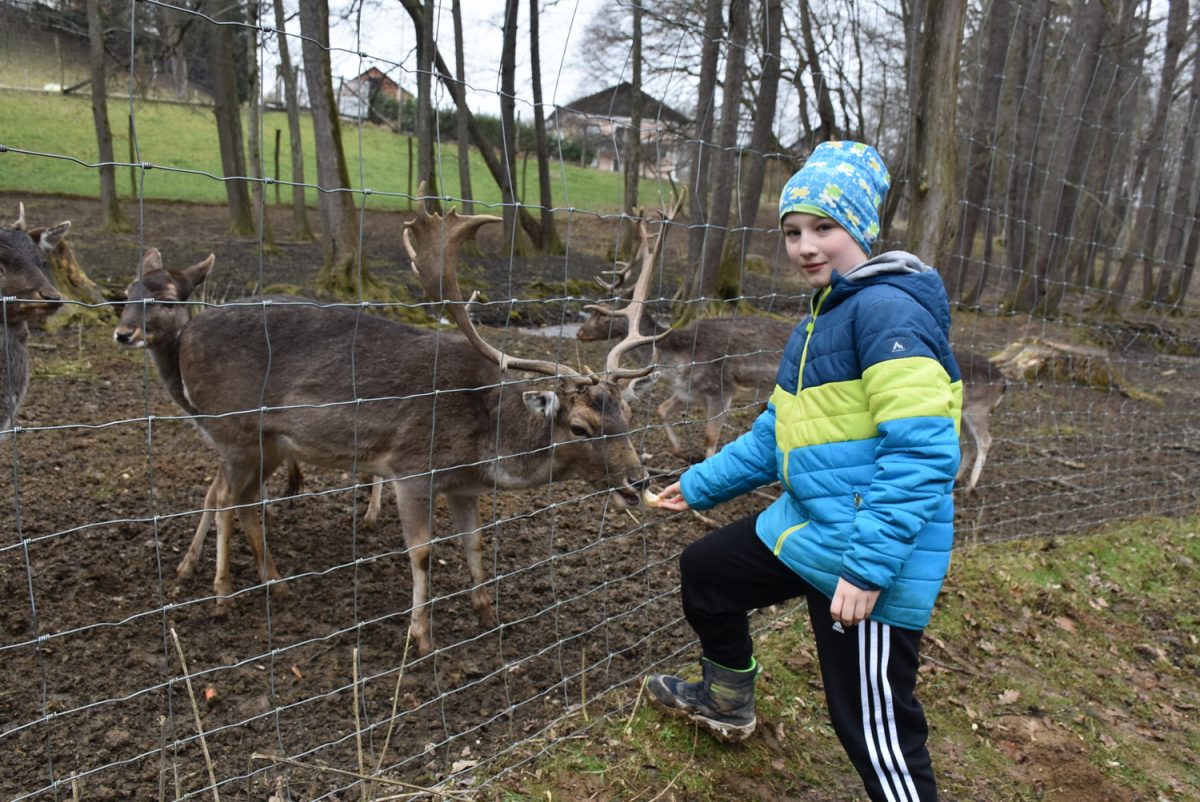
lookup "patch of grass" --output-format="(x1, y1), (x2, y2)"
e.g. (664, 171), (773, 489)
(0, 89), (627, 213)
(489, 517), (1200, 800)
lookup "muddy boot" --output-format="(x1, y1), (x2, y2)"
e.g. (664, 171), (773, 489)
(645, 656), (758, 743)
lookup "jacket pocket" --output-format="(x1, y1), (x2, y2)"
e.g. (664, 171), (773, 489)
(772, 520), (810, 556)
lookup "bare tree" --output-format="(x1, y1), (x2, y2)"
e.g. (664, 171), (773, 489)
(245, 0), (273, 250)
(414, 0), (441, 210)
(617, 1), (645, 260)
(798, 0), (838, 144)
(683, 0), (725, 307)
(529, 0), (561, 252)
(1101, 0), (1189, 313)
(688, 0), (750, 308)
(731, 0), (783, 266)
(298, 0), (363, 293)
(948, 0), (1013, 302)
(86, 0), (128, 233)
(902, 0), (965, 267)
(204, 0), (255, 236)
(499, 0), (522, 248)
(452, 0), (474, 214)
(1160, 25), (1200, 308)
(272, 0), (313, 240)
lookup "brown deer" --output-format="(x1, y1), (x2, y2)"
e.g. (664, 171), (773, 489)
(954, 349), (1006, 494)
(162, 194), (673, 655)
(2, 203), (68, 439)
(113, 249), (386, 591)
(579, 308), (794, 459)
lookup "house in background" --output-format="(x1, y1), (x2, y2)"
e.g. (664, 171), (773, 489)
(336, 66), (412, 121)
(550, 82), (690, 181)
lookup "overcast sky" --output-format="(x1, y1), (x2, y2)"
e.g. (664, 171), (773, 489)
(322, 0), (610, 118)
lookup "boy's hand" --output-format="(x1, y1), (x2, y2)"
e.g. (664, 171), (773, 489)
(648, 481), (690, 512)
(830, 579), (880, 627)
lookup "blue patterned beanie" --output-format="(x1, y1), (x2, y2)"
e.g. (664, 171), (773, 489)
(779, 141), (891, 256)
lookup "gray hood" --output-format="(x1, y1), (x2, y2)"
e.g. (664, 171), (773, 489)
(840, 250), (933, 282)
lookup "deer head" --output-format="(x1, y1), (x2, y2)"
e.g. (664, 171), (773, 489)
(1, 203), (68, 324)
(114, 249), (215, 348)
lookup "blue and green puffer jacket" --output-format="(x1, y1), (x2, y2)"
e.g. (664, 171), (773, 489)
(679, 251), (962, 631)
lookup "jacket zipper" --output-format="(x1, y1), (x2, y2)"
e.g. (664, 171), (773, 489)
(773, 520), (811, 555)
(781, 288), (830, 495)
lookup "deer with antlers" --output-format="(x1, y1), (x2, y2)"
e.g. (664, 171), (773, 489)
(152, 191), (675, 654)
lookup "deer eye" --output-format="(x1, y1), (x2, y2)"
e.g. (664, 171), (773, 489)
(569, 423), (591, 438)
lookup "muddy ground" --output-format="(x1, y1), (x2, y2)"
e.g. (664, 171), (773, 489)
(2, 194), (1199, 801)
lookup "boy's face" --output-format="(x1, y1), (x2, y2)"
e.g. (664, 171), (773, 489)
(781, 212), (869, 290)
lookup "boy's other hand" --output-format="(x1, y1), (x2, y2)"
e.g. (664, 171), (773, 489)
(830, 579), (880, 627)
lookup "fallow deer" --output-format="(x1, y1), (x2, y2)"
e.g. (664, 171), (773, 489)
(1, 204), (68, 439)
(578, 308), (794, 458)
(113, 249), (386, 594)
(165, 193), (675, 655)
(954, 349), (1006, 493)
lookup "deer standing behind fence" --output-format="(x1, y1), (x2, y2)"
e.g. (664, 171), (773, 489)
(579, 309), (793, 459)
(1, 203), (68, 439)
(137, 194), (673, 655)
(580, 273), (1005, 490)
(112, 251), (401, 597)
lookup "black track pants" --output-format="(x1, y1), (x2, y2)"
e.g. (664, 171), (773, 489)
(678, 513), (937, 802)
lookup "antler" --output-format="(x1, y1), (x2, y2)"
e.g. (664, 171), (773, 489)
(12, 202), (26, 231)
(603, 190), (687, 382)
(402, 184), (593, 383)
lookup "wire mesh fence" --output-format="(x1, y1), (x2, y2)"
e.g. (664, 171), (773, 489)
(1, 0), (1199, 799)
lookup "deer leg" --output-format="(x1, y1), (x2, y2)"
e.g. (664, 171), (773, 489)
(226, 451), (286, 590)
(962, 407), (992, 493)
(393, 482), (435, 655)
(702, 395), (733, 458)
(177, 474), (219, 580)
(446, 493), (495, 629)
(362, 475), (383, 527)
(656, 395), (687, 456)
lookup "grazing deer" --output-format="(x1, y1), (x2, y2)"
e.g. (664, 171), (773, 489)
(954, 349), (1006, 494)
(164, 195), (672, 655)
(579, 309), (794, 459)
(1, 204), (68, 439)
(113, 249), (386, 592)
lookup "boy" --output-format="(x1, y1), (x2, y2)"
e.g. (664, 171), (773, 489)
(647, 141), (961, 802)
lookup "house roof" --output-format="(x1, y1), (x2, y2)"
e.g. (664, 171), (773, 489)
(553, 82), (690, 126)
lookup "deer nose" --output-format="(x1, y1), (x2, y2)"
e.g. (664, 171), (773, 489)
(39, 288), (62, 302)
(628, 474), (650, 492)
(114, 328), (135, 344)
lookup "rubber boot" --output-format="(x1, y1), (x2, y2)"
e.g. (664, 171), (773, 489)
(645, 656), (758, 743)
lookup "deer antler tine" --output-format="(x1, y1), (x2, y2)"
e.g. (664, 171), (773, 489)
(603, 191), (686, 382)
(14, 202), (27, 231)
(403, 187), (589, 383)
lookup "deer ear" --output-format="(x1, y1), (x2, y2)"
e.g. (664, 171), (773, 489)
(141, 248), (163, 271)
(624, 372), (659, 403)
(522, 390), (560, 419)
(34, 221), (71, 253)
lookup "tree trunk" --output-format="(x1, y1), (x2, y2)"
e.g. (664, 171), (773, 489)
(452, 0), (474, 214)
(1161, 23), (1200, 309)
(245, 0), (273, 251)
(86, 0), (128, 233)
(729, 0), (782, 269)
(683, 0), (726, 307)
(1009, 0), (1109, 315)
(996, 0), (1050, 308)
(799, 0), (838, 144)
(398, 0), (543, 247)
(272, 0), (313, 240)
(415, 0), (441, 211)
(690, 0), (750, 307)
(617, 1), (644, 261)
(297, 0), (363, 293)
(206, 0), (255, 236)
(1102, 0), (1188, 312)
(948, 0), (1012, 302)
(499, 0), (523, 249)
(529, 0), (561, 253)
(903, 0), (965, 268)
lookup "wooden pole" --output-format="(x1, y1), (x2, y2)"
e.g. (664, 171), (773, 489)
(274, 128), (282, 206)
